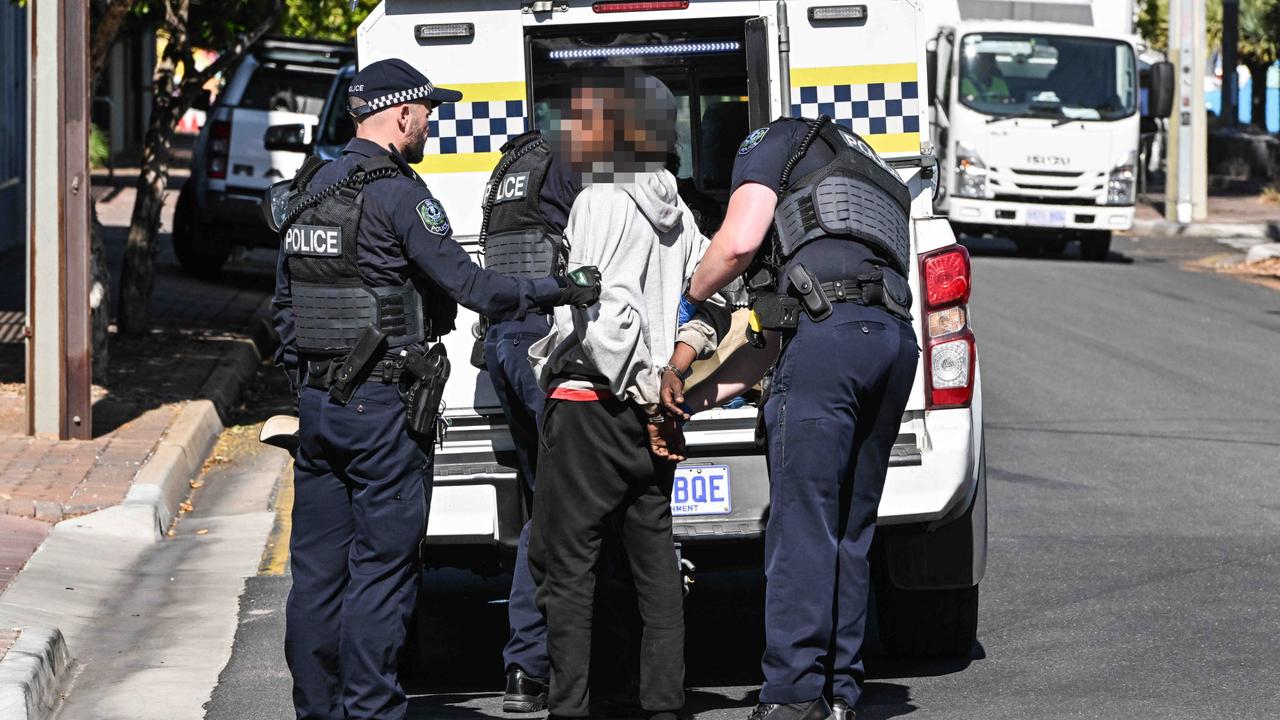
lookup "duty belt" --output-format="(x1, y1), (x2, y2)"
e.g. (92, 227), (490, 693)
(304, 353), (407, 390)
(819, 278), (885, 307)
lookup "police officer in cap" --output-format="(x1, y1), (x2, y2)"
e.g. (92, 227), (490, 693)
(675, 116), (920, 720)
(475, 128), (580, 712)
(272, 58), (601, 720)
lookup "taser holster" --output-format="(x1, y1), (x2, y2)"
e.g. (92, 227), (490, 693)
(328, 325), (389, 405)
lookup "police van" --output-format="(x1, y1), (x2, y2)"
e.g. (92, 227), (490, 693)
(357, 0), (987, 657)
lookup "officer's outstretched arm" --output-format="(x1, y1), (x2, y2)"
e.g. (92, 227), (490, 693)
(683, 329), (781, 414)
(394, 188), (563, 319)
(686, 183), (776, 304)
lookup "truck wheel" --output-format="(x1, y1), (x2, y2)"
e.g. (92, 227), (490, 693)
(172, 184), (229, 278)
(875, 581), (979, 658)
(1079, 231), (1112, 262)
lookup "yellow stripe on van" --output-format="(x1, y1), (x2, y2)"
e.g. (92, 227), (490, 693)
(867, 132), (922, 155)
(413, 152), (503, 175)
(443, 81), (526, 103)
(790, 63), (919, 87)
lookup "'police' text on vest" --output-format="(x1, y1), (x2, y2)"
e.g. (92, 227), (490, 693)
(284, 224), (343, 256)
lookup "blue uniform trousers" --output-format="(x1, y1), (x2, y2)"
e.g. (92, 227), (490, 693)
(285, 381), (433, 720)
(759, 303), (919, 707)
(486, 317), (552, 680)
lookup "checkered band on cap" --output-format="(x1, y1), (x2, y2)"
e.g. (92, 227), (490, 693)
(361, 82), (437, 114)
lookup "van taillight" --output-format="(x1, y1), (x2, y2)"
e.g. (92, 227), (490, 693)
(208, 120), (231, 180)
(593, 1), (689, 12)
(921, 245), (975, 409)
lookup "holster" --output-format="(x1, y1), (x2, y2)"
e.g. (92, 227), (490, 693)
(470, 318), (489, 371)
(399, 344), (451, 440)
(328, 325), (389, 406)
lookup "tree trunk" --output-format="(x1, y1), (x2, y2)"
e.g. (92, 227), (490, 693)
(1248, 60), (1271, 131)
(90, 0), (139, 86)
(90, 203), (111, 384)
(117, 101), (175, 335)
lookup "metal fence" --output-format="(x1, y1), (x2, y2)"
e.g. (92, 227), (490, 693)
(0, 2), (26, 254)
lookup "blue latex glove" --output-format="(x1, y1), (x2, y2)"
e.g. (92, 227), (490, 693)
(677, 295), (700, 326)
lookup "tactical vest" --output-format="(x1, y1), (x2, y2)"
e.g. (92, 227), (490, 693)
(281, 155), (427, 356)
(772, 119), (912, 278)
(479, 130), (568, 279)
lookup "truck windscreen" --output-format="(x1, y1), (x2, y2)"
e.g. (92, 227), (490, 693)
(958, 33), (1137, 122)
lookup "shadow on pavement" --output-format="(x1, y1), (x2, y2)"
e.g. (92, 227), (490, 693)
(959, 234), (1134, 265)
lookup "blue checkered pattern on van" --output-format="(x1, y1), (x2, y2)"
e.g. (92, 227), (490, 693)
(427, 100), (528, 155)
(791, 82), (921, 136)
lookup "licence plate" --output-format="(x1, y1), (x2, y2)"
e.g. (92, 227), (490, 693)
(671, 465), (731, 517)
(1026, 208), (1068, 227)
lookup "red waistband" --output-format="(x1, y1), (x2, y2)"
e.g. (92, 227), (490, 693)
(549, 386), (614, 402)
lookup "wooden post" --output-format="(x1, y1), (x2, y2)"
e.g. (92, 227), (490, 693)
(27, 0), (92, 439)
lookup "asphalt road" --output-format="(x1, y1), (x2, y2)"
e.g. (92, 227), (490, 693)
(203, 232), (1280, 720)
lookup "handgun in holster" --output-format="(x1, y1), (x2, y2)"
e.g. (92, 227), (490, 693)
(399, 343), (451, 441)
(329, 325), (389, 406)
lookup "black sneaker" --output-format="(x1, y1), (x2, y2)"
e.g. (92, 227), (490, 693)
(503, 667), (548, 713)
(745, 698), (833, 720)
(830, 699), (855, 720)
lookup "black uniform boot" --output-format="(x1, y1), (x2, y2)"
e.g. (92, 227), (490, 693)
(745, 698), (833, 720)
(830, 699), (856, 720)
(503, 667), (548, 713)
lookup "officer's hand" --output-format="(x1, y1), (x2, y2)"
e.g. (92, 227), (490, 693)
(647, 416), (687, 462)
(677, 294), (700, 326)
(659, 369), (689, 420)
(557, 266), (602, 309)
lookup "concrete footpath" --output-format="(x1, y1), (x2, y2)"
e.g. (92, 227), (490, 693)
(1131, 191), (1280, 240)
(0, 158), (279, 719)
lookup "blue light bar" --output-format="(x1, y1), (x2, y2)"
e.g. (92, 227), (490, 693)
(548, 41), (742, 61)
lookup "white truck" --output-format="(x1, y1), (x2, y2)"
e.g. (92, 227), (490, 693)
(926, 0), (1171, 260)
(357, 0), (987, 657)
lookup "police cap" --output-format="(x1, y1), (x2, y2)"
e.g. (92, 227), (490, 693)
(347, 58), (463, 119)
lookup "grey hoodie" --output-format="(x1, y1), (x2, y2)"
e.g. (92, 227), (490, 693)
(529, 170), (730, 406)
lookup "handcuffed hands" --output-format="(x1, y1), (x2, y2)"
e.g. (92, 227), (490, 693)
(557, 266), (602, 308)
(659, 368), (690, 420)
(646, 415), (687, 462)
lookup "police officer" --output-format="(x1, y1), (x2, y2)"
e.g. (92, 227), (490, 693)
(271, 59), (600, 720)
(679, 116), (920, 720)
(475, 129), (581, 712)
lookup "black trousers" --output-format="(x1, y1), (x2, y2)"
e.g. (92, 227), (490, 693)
(529, 397), (685, 717)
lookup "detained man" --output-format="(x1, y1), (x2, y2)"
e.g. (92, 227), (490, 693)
(527, 70), (730, 720)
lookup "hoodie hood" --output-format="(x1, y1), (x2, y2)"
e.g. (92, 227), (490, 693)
(621, 170), (682, 234)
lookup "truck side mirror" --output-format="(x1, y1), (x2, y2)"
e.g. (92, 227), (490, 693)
(1146, 61), (1175, 119)
(926, 49), (938, 109)
(264, 123), (311, 154)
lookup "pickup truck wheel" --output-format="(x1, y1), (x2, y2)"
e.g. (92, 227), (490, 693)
(172, 185), (229, 278)
(1079, 231), (1112, 262)
(875, 581), (979, 658)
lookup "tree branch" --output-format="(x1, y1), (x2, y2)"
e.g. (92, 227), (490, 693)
(192, 5), (282, 87)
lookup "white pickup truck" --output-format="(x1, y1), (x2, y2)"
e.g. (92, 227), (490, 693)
(357, 0), (987, 657)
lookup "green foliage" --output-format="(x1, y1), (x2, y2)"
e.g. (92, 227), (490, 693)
(89, 124), (110, 169)
(277, 0), (375, 41)
(1140, 0), (1280, 65)
(1137, 0), (1168, 52)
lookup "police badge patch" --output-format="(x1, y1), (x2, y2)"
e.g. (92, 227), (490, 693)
(416, 198), (451, 236)
(738, 127), (770, 155)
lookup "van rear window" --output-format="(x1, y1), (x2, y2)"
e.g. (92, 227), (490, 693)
(527, 20), (751, 204)
(238, 67), (331, 116)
